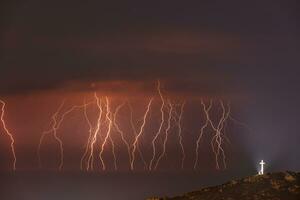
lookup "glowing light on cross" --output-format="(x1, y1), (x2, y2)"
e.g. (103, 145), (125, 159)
(258, 160), (265, 175)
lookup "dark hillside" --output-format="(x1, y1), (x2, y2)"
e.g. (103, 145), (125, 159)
(149, 171), (300, 200)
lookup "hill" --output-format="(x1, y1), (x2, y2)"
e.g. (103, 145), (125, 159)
(148, 171), (300, 200)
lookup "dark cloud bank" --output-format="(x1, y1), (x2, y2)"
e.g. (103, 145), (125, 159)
(0, 0), (299, 96)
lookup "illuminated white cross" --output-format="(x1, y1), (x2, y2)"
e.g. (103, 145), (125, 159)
(258, 160), (265, 175)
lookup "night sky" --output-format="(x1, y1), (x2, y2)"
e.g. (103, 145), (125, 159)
(1, 0), (300, 199)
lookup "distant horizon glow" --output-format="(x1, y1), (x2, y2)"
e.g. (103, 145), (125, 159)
(0, 81), (247, 172)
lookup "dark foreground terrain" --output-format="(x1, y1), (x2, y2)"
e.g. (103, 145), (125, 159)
(149, 171), (300, 200)
(0, 171), (234, 200)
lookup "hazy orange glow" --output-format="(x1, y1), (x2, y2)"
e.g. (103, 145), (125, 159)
(0, 80), (242, 171)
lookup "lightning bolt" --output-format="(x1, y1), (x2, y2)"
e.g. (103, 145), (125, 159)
(103, 98), (118, 171)
(208, 100), (230, 170)
(229, 114), (252, 134)
(39, 99), (94, 170)
(131, 97), (153, 170)
(80, 99), (94, 171)
(194, 99), (231, 170)
(154, 100), (173, 170)
(214, 100), (231, 170)
(113, 102), (132, 168)
(194, 99), (213, 169)
(149, 80), (165, 171)
(109, 133), (117, 170)
(38, 100), (65, 169)
(0, 100), (16, 171)
(53, 108), (66, 171)
(128, 101), (148, 170)
(56, 101), (95, 171)
(86, 93), (103, 171)
(99, 97), (113, 171)
(177, 101), (186, 169)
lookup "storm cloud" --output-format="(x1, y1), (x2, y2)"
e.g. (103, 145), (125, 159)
(1, 0), (299, 95)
